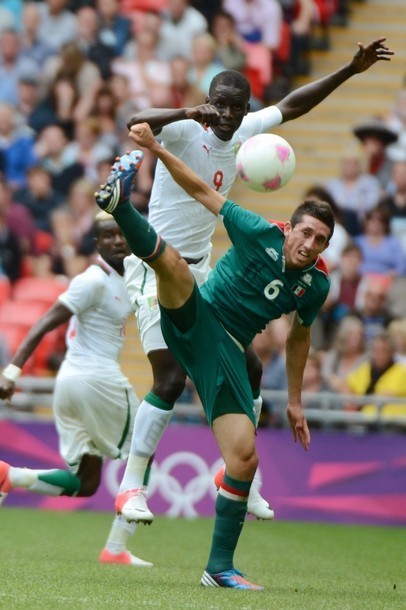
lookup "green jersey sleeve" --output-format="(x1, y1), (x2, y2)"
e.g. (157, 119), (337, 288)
(220, 199), (271, 245)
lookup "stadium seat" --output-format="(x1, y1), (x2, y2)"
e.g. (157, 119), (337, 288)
(0, 323), (35, 373)
(243, 42), (273, 101)
(12, 277), (68, 306)
(0, 300), (66, 375)
(0, 300), (49, 328)
(120, 0), (167, 14)
(0, 278), (11, 306)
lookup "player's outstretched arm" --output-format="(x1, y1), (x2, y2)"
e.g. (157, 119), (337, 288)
(0, 302), (72, 401)
(127, 104), (221, 134)
(129, 123), (226, 216)
(285, 314), (311, 450)
(277, 37), (394, 122)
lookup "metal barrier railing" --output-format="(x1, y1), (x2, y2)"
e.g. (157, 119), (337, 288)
(1, 377), (406, 430)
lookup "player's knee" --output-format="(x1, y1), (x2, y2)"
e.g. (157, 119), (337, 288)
(152, 370), (186, 403)
(77, 472), (101, 497)
(241, 451), (258, 478)
(76, 454), (102, 496)
(226, 449), (258, 480)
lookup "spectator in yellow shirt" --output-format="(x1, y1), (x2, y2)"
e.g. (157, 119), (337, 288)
(343, 331), (406, 417)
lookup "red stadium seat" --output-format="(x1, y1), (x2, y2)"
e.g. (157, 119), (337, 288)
(0, 300), (67, 375)
(0, 323), (35, 373)
(12, 277), (68, 306)
(0, 278), (11, 306)
(0, 300), (49, 327)
(0, 323), (27, 355)
(120, 0), (167, 14)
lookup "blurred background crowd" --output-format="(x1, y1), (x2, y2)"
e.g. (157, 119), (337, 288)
(0, 0), (405, 426)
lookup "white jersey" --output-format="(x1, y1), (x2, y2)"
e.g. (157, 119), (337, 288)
(124, 105), (283, 356)
(57, 255), (132, 379)
(148, 105), (283, 258)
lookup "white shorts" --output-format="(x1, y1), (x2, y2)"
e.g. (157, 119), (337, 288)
(125, 252), (212, 354)
(53, 373), (138, 472)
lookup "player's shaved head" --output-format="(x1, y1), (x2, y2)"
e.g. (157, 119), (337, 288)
(209, 70), (251, 100)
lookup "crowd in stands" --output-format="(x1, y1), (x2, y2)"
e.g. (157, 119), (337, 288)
(0, 0), (405, 426)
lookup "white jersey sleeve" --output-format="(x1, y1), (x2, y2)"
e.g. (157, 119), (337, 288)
(237, 105), (283, 141)
(58, 269), (103, 315)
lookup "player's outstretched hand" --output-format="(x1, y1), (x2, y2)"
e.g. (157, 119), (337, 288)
(129, 122), (158, 151)
(351, 37), (394, 73)
(185, 104), (220, 128)
(286, 402), (311, 451)
(0, 376), (16, 401)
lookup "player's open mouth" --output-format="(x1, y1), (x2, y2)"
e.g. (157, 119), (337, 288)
(298, 250), (309, 261)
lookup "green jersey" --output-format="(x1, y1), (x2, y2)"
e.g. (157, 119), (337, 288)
(201, 199), (330, 347)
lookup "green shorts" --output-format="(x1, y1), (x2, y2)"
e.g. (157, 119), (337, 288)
(160, 285), (255, 428)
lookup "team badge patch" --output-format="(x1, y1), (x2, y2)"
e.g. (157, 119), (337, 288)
(147, 296), (159, 311)
(293, 284), (306, 297)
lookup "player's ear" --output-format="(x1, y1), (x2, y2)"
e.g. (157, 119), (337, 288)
(245, 102), (250, 115)
(205, 95), (210, 103)
(284, 221), (292, 236)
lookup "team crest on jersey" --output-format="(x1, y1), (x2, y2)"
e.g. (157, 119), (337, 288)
(265, 247), (279, 261)
(293, 284), (306, 297)
(301, 273), (312, 286)
(147, 296), (159, 311)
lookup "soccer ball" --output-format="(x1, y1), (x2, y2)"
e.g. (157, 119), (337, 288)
(236, 133), (296, 192)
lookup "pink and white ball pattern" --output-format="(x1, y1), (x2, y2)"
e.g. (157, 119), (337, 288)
(236, 133), (296, 192)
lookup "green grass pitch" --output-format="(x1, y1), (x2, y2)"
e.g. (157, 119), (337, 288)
(1, 508), (405, 610)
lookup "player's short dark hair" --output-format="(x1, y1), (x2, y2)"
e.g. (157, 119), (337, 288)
(209, 70), (251, 100)
(290, 199), (335, 241)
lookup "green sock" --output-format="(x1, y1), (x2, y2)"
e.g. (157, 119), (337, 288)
(144, 391), (173, 411)
(206, 474), (250, 574)
(252, 388), (260, 400)
(113, 200), (166, 262)
(37, 470), (81, 496)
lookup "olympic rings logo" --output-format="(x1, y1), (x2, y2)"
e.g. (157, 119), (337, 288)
(105, 452), (263, 517)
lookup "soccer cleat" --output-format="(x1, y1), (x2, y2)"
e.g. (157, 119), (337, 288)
(214, 465), (275, 520)
(0, 461), (12, 493)
(99, 548), (153, 567)
(0, 461), (12, 506)
(201, 569), (264, 590)
(94, 150), (144, 213)
(115, 487), (154, 524)
(247, 481), (275, 520)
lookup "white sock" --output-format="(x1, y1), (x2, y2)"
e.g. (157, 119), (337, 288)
(119, 400), (173, 490)
(105, 514), (136, 554)
(9, 467), (63, 496)
(119, 454), (150, 492)
(131, 400), (173, 454)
